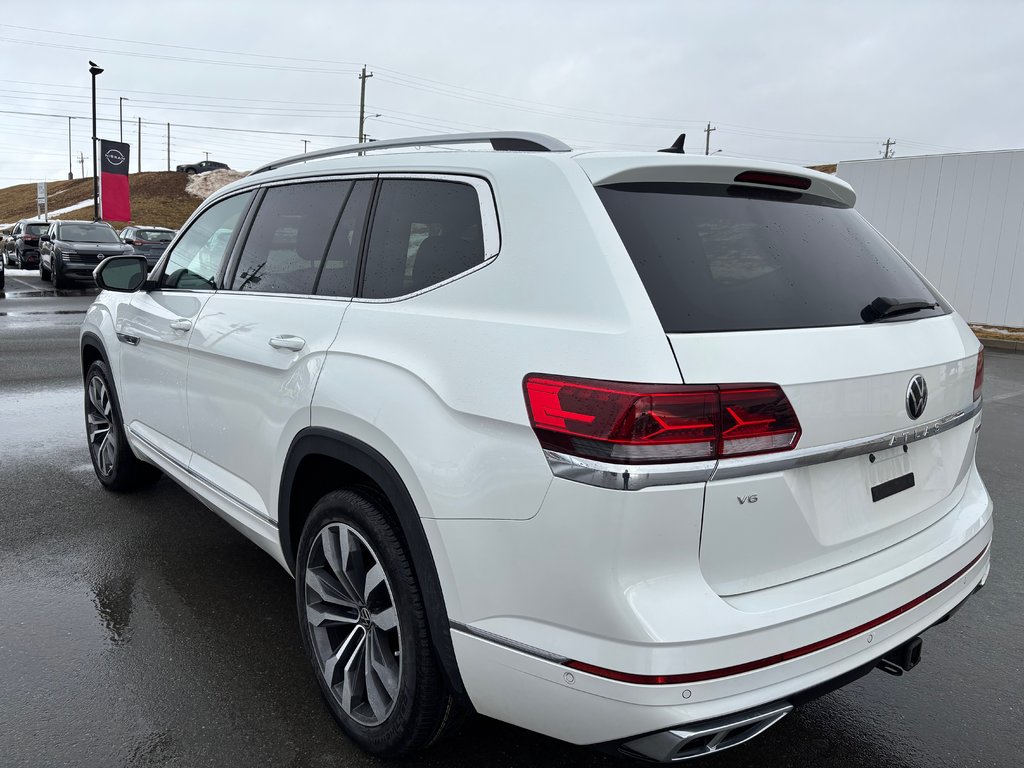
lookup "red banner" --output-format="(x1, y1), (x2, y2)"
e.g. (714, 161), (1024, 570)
(99, 140), (131, 221)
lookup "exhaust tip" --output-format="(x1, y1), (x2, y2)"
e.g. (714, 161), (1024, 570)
(619, 702), (792, 762)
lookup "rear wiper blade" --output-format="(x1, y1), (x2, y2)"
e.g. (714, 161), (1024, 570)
(861, 296), (939, 322)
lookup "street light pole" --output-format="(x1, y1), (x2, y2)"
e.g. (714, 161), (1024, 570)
(89, 61), (104, 221)
(119, 97), (128, 143)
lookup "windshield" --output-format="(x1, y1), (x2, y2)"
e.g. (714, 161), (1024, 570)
(597, 182), (948, 333)
(58, 224), (120, 244)
(25, 224), (48, 235)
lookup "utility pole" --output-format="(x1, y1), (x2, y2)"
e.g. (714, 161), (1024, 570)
(138, 117), (142, 173)
(204, 151), (210, 161)
(119, 97), (128, 142)
(358, 65), (374, 145)
(78, 152), (86, 179)
(882, 137), (896, 159)
(704, 122), (716, 155)
(167, 123), (170, 171)
(302, 139), (309, 153)
(67, 116), (73, 180)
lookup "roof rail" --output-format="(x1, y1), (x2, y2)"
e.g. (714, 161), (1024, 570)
(251, 131), (572, 175)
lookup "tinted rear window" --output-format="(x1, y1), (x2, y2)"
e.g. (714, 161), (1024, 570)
(597, 182), (948, 333)
(26, 224), (48, 235)
(135, 229), (174, 242)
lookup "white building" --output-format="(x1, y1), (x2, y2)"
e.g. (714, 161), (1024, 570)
(837, 150), (1024, 328)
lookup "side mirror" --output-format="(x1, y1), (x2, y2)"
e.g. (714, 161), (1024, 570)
(39, 234), (51, 242)
(94, 255), (149, 292)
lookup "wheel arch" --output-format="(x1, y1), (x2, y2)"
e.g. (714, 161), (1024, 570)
(280, 427), (467, 699)
(80, 331), (109, 379)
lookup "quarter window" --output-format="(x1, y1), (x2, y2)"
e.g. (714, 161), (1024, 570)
(161, 191), (253, 290)
(232, 181), (354, 295)
(361, 179), (485, 299)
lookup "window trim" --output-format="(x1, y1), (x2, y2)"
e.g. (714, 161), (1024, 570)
(353, 172), (501, 304)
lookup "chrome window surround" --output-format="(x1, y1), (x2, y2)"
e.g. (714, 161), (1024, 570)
(543, 399), (982, 491)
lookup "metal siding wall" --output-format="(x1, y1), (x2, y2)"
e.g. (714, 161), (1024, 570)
(839, 151), (1024, 326)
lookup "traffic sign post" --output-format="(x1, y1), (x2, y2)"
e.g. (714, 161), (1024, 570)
(36, 181), (47, 220)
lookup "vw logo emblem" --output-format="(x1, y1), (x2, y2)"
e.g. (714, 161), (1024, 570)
(104, 148), (126, 165)
(906, 374), (928, 420)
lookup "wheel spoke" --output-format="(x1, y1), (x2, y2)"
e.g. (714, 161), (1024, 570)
(371, 605), (397, 632)
(306, 567), (359, 610)
(363, 562), (385, 604)
(306, 602), (358, 628)
(87, 413), (110, 443)
(364, 631), (390, 720)
(323, 624), (364, 689)
(339, 631), (368, 715)
(368, 626), (400, 697)
(320, 528), (362, 603)
(98, 432), (116, 474)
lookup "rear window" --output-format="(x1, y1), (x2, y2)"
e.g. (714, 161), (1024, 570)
(596, 182), (948, 333)
(26, 224), (48, 235)
(135, 229), (174, 242)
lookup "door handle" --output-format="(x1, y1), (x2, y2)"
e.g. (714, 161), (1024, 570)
(170, 318), (192, 332)
(268, 335), (305, 351)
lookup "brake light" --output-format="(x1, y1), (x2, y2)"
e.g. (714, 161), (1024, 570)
(734, 170), (812, 190)
(523, 375), (800, 464)
(973, 348), (984, 402)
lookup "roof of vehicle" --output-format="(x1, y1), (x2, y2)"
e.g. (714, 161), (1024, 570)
(17, 219), (49, 225)
(128, 225), (176, 231)
(206, 134), (856, 209)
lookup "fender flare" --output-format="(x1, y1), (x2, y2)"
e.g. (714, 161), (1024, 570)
(80, 330), (110, 376)
(279, 427), (467, 699)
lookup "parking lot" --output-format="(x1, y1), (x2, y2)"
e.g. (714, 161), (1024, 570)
(1, 272), (1022, 768)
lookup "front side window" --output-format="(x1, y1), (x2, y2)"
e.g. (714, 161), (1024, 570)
(231, 181), (355, 295)
(161, 191), (253, 290)
(361, 179), (485, 299)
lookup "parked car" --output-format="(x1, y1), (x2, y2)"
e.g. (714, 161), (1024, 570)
(81, 132), (992, 763)
(0, 245), (4, 291)
(40, 220), (133, 289)
(118, 226), (176, 268)
(3, 219), (50, 269)
(175, 160), (230, 175)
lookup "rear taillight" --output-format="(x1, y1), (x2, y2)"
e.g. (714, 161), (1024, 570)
(973, 349), (984, 402)
(523, 375), (801, 465)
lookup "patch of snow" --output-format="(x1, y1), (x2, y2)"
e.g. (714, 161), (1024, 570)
(46, 199), (94, 217)
(186, 169), (247, 199)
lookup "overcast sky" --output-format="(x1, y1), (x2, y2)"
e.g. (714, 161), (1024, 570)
(1, 0), (1022, 184)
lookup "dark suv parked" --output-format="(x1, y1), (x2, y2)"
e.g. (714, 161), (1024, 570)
(175, 160), (230, 175)
(40, 220), (133, 288)
(119, 226), (176, 267)
(3, 219), (49, 269)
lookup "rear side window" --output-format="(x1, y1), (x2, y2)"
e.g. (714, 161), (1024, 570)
(232, 181), (352, 295)
(361, 179), (485, 299)
(597, 182), (948, 332)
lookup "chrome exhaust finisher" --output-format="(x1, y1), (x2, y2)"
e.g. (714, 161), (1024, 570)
(618, 702), (793, 762)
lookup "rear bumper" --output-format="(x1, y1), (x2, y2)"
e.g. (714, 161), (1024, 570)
(441, 463), (993, 747)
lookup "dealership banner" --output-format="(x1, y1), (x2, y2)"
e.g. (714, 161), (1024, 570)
(99, 140), (131, 221)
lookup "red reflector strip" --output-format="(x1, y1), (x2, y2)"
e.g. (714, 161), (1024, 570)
(565, 545), (988, 685)
(734, 170), (812, 190)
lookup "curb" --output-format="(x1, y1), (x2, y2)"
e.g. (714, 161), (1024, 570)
(978, 337), (1024, 354)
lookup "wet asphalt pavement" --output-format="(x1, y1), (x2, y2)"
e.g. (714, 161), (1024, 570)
(1, 269), (1022, 768)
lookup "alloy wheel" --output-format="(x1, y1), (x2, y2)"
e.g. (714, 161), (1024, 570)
(86, 374), (117, 477)
(304, 522), (402, 727)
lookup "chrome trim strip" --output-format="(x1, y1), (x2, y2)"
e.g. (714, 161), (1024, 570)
(544, 450), (715, 490)
(449, 620), (569, 664)
(712, 398), (981, 481)
(127, 426), (277, 527)
(541, 399), (982, 490)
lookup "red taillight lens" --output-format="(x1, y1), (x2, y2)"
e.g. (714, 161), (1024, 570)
(523, 375), (800, 464)
(973, 348), (984, 402)
(720, 386), (802, 457)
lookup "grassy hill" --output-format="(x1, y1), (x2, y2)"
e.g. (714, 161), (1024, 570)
(0, 172), (201, 230)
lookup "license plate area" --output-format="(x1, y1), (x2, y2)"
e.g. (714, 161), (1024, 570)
(868, 445), (915, 503)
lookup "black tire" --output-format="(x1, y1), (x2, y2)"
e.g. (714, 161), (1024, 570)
(15, 251), (23, 270)
(40, 258), (50, 282)
(84, 359), (162, 492)
(52, 256), (70, 289)
(0, 271), (4, 291)
(296, 489), (463, 758)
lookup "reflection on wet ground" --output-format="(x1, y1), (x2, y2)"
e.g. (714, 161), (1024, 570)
(1, 305), (1022, 767)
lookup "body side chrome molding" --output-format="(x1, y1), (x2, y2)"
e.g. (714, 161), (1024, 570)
(127, 425), (277, 527)
(544, 399), (981, 490)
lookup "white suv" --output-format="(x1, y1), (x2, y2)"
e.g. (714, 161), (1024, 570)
(81, 132), (992, 762)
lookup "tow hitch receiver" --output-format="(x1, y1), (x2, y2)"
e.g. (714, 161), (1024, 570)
(877, 636), (923, 676)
